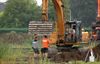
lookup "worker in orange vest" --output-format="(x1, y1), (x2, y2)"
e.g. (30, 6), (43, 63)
(41, 35), (50, 59)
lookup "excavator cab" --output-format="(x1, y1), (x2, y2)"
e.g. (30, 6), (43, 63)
(65, 21), (82, 43)
(56, 21), (82, 47)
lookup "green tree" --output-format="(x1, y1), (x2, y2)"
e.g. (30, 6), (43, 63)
(0, 0), (41, 28)
(48, 0), (56, 21)
(70, 0), (97, 27)
(63, 0), (70, 21)
(48, 0), (70, 21)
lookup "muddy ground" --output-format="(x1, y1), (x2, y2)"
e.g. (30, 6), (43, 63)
(48, 44), (100, 63)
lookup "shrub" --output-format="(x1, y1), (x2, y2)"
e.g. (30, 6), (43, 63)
(0, 43), (9, 59)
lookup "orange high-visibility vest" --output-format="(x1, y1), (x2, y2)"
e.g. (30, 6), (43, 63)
(42, 38), (49, 48)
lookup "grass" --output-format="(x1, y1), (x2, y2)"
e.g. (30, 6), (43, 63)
(0, 43), (10, 59)
(0, 42), (56, 64)
(0, 43), (26, 58)
(0, 32), (32, 63)
(0, 42), (32, 64)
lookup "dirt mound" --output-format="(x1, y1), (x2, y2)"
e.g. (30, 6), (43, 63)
(48, 44), (100, 62)
(93, 44), (100, 61)
(49, 49), (87, 62)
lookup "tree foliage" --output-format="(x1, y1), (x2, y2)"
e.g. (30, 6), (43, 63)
(48, 0), (70, 21)
(0, 0), (97, 28)
(0, 0), (41, 28)
(48, 0), (55, 21)
(63, 0), (70, 21)
(70, 0), (97, 27)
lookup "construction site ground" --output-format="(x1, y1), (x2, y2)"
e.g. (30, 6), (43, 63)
(1, 42), (100, 64)
(48, 41), (100, 63)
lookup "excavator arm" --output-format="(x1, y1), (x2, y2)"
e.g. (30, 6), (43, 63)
(95, 0), (100, 40)
(42, 0), (65, 39)
(52, 0), (65, 39)
(97, 0), (100, 21)
(42, 0), (48, 21)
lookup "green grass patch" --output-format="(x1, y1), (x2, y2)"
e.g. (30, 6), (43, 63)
(0, 43), (30, 59)
(0, 11), (4, 17)
(0, 43), (10, 59)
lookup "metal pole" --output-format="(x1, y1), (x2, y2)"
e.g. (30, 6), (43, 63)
(70, 9), (71, 21)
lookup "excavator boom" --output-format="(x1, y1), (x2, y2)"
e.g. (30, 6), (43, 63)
(42, 0), (48, 21)
(97, 0), (100, 21)
(52, 0), (65, 39)
(97, 0), (100, 20)
(96, 0), (100, 40)
(42, 0), (65, 39)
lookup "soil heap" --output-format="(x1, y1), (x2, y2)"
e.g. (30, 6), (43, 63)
(48, 44), (100, 62)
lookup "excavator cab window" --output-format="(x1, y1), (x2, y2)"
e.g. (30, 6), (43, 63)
(65, 21), (82, 43)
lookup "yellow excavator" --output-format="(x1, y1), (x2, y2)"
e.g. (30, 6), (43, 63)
(42, 0), (89, 49)
(42, 0), (48, 22)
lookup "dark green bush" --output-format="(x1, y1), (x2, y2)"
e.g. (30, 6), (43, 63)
(0, 28), (28, 33)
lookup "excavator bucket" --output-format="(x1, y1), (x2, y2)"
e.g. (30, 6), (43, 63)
(28, 21), (54, 35)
